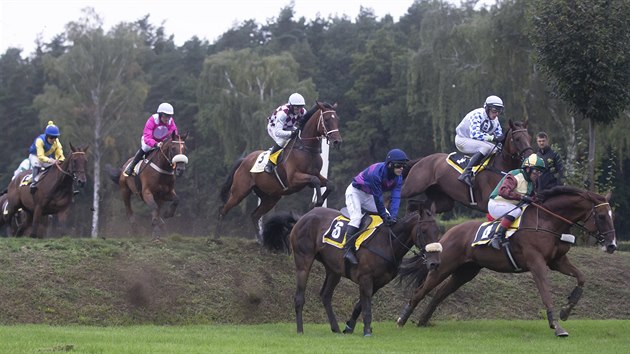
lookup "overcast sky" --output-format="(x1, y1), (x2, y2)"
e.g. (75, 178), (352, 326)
(0, 0), (425, 56)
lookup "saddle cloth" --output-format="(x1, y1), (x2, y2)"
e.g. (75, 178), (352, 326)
(251, 151), (272, 173)
(446, 152), (491, 174)
(471, 210), (525, 247)
(19, 174), (33, 186)
(323, 214), (383, 249)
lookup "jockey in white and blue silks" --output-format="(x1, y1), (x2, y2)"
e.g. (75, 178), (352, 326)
(455, 95), (505, 187)
(342, 148), (409, 265)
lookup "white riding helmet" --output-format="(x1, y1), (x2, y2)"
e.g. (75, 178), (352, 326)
(484, 95), (504, 109)
(288, 93), (305, 106)
(157, 102), (174, 115)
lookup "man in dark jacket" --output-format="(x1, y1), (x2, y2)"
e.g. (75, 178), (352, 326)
(536, 132), (563, 192)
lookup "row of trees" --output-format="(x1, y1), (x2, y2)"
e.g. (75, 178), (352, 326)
(1, 0), (629, 239)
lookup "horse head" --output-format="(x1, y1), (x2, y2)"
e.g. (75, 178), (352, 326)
(68, 143), (89, 188)
(409, 201), (442, 271)
(539, 186), (617, 254)
(503, 119), (534, 163)
(583, 190), (617, 254)
(301, 101), (342, 150)
(163, 131), (188, 177)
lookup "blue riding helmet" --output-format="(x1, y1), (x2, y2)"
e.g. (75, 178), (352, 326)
(45, 122), (60, 137)
(385, 149), (409, 164)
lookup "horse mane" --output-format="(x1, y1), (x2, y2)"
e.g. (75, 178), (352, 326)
(538, 185), (601, 204)
(298, 101), (334, 129)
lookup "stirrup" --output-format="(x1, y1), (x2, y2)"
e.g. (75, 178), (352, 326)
(458, 173), (472, 187)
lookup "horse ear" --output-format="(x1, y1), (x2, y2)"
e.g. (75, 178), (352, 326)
(333, 102), (338, 109)
(523, 119), (528, 128)
(605, 191), (612, 202)
(508, 118), (514, 129)
(69, 142), (76, 152)
(83, 144), (90, 153)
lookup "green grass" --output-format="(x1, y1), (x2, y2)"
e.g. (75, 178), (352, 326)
(0, 320), (628, 353)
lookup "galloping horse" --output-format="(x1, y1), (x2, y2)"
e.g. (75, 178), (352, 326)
(109, 132), (188, 240)
(4, 144), (88, 238)
(395, 186), (617, 337)
(261, 202), (442, 336)
(219, 101), (342, 237)
(403, 119), (534, 213)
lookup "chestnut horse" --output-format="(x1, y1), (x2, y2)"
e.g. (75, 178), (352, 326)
(3, 144), (88, 238)
(261, 202), (442, 336)
(218, 101), (342, 238)
(109, 132), (188, 240)
(396, 186), (617, 337)
(403, 119), (534, 213)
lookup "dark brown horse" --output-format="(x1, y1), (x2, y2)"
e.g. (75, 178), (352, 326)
(219, 101), (342, 237)
(261, 202), (442, 336)
(395, 186), (617, 337)
(4, 144), (88, 238)
(403, 119), (534, 213)
(109, 132), (188, 240)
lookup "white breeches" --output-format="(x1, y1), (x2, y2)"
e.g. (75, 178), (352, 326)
(345, 184), (379, 228)
(488, 198), (522, 220)
(455, 135), (495, 156)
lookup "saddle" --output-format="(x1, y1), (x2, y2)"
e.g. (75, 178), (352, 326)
(323, 210), (383, 249)
(446, 152), (491, 174)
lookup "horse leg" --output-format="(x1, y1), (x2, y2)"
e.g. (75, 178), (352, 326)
(319, 271), (342, 333)
(358, 277), (375, 336)
(162, 190), (179, 219)
(417, 265), (481, 326)
(397, 266), (454, 327)
(343, 300), (361, 334)
(29, 205), (44, 238)
(251, 195), (281, 241)
(216, 179), (253, 239)
(549, 255), (585, 321)
(142, 189), (162, 241)
(294, 252), (316, 334)
(311, 173), (331, 207)
(529, 258), (568, 337)
(121, 186), (137, 235)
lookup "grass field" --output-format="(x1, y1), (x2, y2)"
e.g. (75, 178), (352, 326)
(1, 320), (628, 353)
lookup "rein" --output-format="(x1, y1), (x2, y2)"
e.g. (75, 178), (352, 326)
(527, 201), (611, 243)
(149, 138), (187, 175)
(363, 213), (432, 265)
(280, 108), (338, 161)
(55, 151), (85, 180)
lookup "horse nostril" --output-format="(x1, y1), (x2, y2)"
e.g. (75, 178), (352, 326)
(607, 245), (617, 253)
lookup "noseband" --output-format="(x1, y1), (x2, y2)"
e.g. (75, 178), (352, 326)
(158, 139), (188, 170)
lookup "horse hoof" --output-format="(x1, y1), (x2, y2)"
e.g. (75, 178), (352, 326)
(343, 325), (354, 334)
(396, 318), (406, 327)
(559, 309), (569, 321)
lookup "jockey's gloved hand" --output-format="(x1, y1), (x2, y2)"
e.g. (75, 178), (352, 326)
(156, 141), (163, 148)
(384, 215), (397, 226)
(290, 129), (299, 138)
(484, 134), (499, 143)
(521, 195), (534, 203)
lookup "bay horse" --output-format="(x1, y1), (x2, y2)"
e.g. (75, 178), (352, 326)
(261, 202), (442, 336)
(108, 132), (188, 241)
(403, 119), (534, 213)
(395, 186), (617, 337)
(3, 144), (88, 238)
(219, 101), (342, 238)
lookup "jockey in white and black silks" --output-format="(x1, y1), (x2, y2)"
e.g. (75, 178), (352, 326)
(264, 92), (306, 173)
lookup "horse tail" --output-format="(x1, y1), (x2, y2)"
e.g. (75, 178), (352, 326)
(261, 211), (300, 254)
(220, 158), (244, 203)
(105, 164), (121, 184)
(397, 253), (430, 291)
(403, 156), (423, 179)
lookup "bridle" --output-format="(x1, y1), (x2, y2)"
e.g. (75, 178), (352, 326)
(55, 151), (86, 182)
(298, 108), (339, 142)
(152, 138), (188, 174)
(505, 128), (534, 161)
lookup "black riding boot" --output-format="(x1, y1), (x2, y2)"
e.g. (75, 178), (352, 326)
(264, 144), (282, 173)
(458, 152), (485, 187)
(30, 167), (40, 193)
(490, 216), (514, 249)
(123, 149), (144, 177)
(490, 226), (506, 250)
(343, 226), (360, 265)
